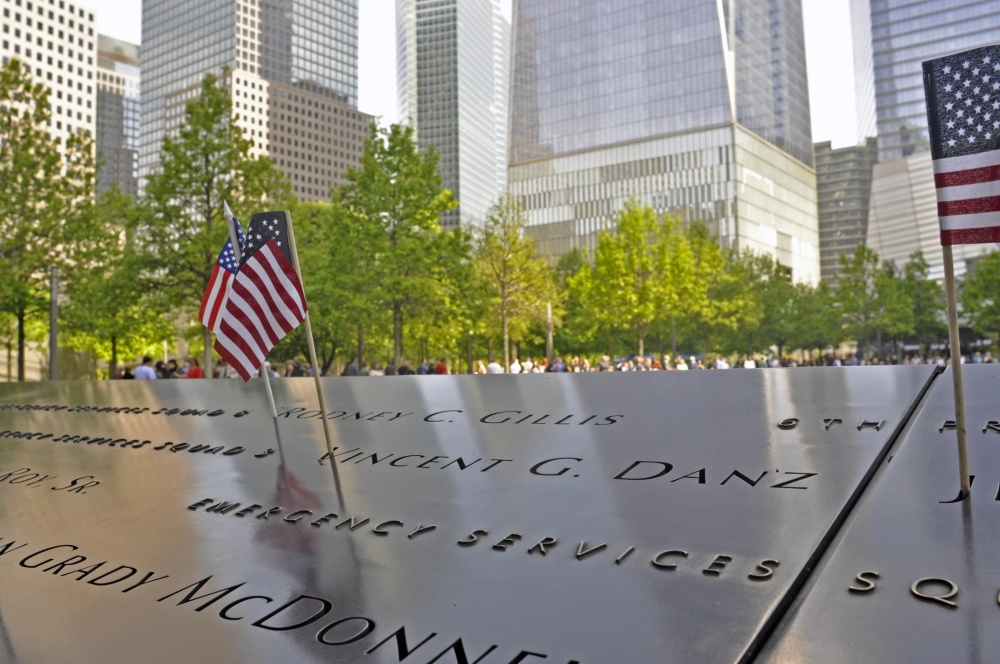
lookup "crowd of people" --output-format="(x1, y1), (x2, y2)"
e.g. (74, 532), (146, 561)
(115, 350), (997, 379)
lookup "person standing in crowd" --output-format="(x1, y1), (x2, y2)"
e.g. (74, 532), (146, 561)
(398, 359), (415, 375)
(135, 356), (157, 380)
(434, 357), (449, 374)
(417, 358), (430, 375)
(185, 358), (204, 378)
(486, 357), (503, 374)
(510, 358), (522, 374)
(341, 357), (359, 376)
(369, 361), (385, 376)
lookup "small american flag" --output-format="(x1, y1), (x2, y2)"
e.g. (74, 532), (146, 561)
(923, 44), (1000, 245)
(198, 201), (245, 334)
(213, 210), (307, 381)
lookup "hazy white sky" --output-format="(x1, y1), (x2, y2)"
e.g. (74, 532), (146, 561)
(86, 0), (860, 149)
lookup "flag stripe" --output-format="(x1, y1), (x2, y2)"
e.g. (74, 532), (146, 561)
(213, 325), (260, 382)
(198, 264), (224, 323)
(206, 271), (233, 332)
(932, 148), (1000, 174)
(241, 260), (292, 340)
(213, 237), (307, 382)
(226, 286), (272, 357)
(254, 244), (306, 324)
(934, 180), (1000, 202)
(938, 210), (1000, 229)
(937, 195), (1000, 217)
(935, 164), (1000, 188)
(941, 226), (1000, 245)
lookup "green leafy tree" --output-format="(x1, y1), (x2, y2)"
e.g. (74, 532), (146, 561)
(836, 244), (914, 358)
(873, 260), (914, 356)
(333, 123), (456, 364)
(961, 250), (1000, 345)
(474, 196), (557, 370)
(0, 59), (96, 380)
(836, 244), (882, 357)
(62, 187), (171, 376)
(742, 253), (797, 359)
(682, 223), (749, 357)
(902, 251), (946, 354)
(788, 281), (843, 360)
(555, 248), (598, 355)
(141, 71), (293, 373)
(574, 200), (665, 356)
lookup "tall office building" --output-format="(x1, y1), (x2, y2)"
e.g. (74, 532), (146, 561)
(849, 0), (877, 144)
(509, 0), (820, 283)
(96, 35), (139, 198)
(870, 0), (1000, 162)
(815, 138), (878, 284)
(397, 0), (510, 228)
(1, 0), (97, 147)
(140, 0), (371, 201)
(862, 0), (1000, 277)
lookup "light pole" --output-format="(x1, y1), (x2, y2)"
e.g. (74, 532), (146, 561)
(48, 266), (58, 381)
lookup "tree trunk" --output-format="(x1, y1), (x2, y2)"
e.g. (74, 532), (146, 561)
(670, 317), (677, 357)
(637, 330), (644, 358)
(358, 326), (365, 368)
(502, 308), (510, 372)
(110, 335), (118, 380)
(393, 300), (403, 365)
(466, 335), (473, 374)
(202, 325), (213, 379)
(17, 308), (25, 382)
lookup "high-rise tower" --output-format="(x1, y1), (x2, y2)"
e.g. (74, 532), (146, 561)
(96, 35), (140, 198)
(396, 0), (510, 229)
(139, 0), (371, 200)
(862, 0), (1000, 278)
(1, 0), (97, 148)
(508, 0), (819, 283)
(869, 0), (1000, 162)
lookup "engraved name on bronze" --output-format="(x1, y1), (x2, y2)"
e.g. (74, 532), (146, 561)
(845, 571), (999, 610)
(188, 499), (782, 582)
(776, 417), (890, 431)
(0, 467), (101, 494)
(0, 535), (580, 663)
(277, 406), (625, 427)
(0, 428), (245, 459)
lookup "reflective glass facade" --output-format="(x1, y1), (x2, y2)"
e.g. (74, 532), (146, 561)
(97, 36), (141, 198)
(510, 0), (812, 166)
(397, 0), (509, 228)
(509, 0), (818, 282)
(815, 138), (878, 284)
(140, 0), (366, 200)
(850, 0), (877, 142)
(870, 0), (1000, 161)
(867, 151), (993, 279)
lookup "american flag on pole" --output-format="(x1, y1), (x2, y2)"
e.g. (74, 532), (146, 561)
(213, 210), (307, 381)
(923, 44), (1000, 245)
(198, 201), (245, 334)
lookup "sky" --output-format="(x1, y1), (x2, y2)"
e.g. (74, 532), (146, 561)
(85, 0), (860, 149)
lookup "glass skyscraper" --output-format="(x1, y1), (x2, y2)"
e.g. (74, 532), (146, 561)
(862, 0), (1000, 279)
(397, 0), (510, 228)
(870, 0), (1000, 162)
(509, 0), (820, 283)
(140, 0), (370, 200)
(96, 36), (140, 199)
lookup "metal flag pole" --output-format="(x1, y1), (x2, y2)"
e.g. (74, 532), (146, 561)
(282, 210), (345, 506)
(224, 204), (289, 481)
(942, 245), (971, 499)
